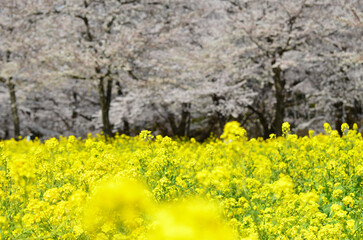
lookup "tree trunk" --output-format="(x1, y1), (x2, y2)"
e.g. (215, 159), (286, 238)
(334, 101), (343, 136)
(167, 103), (191, 136)
(7, 79), (20, 138)
(178, 103), (191, 136)
(167, 112), (178, 135)
(197, 117), (216, 142)
(272, 65), (285, 136)
(211, 94), (226, 133)
(123, 119), (130, 135)
(248, 105), (270, 139)
(98, 77), (113, 137)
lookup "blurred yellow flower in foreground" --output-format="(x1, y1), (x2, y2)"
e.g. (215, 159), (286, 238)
(83, 177), (154, 237)
(148, 198), (236, 240)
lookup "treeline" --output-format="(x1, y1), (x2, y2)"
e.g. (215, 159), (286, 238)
(0, 0), (362, 140)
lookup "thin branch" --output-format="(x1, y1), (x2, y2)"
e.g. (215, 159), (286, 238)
(105, 16), (116, 34)
(75, 14), (93, 41)
(242, 27), (271, 57)
(350, 7), (361, 23)
(79, 113), (93, 121)
(66, 74), (87, 80)
(117, 0), (140, 5)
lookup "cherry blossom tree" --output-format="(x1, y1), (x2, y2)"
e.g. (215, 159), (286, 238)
(224, 0), (362, 137)
(0, 0), (56, 138)
(110, 0), (256, 138)
(0, 0), (361, 139)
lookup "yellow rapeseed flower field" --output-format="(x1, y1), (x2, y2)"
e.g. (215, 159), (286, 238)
(0, 122), (362, 240)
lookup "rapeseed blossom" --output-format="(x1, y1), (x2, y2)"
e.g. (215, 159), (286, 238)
(147, 198), (236, 240)
(0, 122), (362, 239)
(282, 122), (290, 136)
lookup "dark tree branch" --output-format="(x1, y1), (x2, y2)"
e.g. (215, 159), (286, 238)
(117, 0), (140, 5)
(66, 74), (87, 80)
(106, 16), (116, 34)
(75, 14), (93, 41)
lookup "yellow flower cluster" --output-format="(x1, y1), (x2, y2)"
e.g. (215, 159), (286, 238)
(0, 122), (362, 239)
